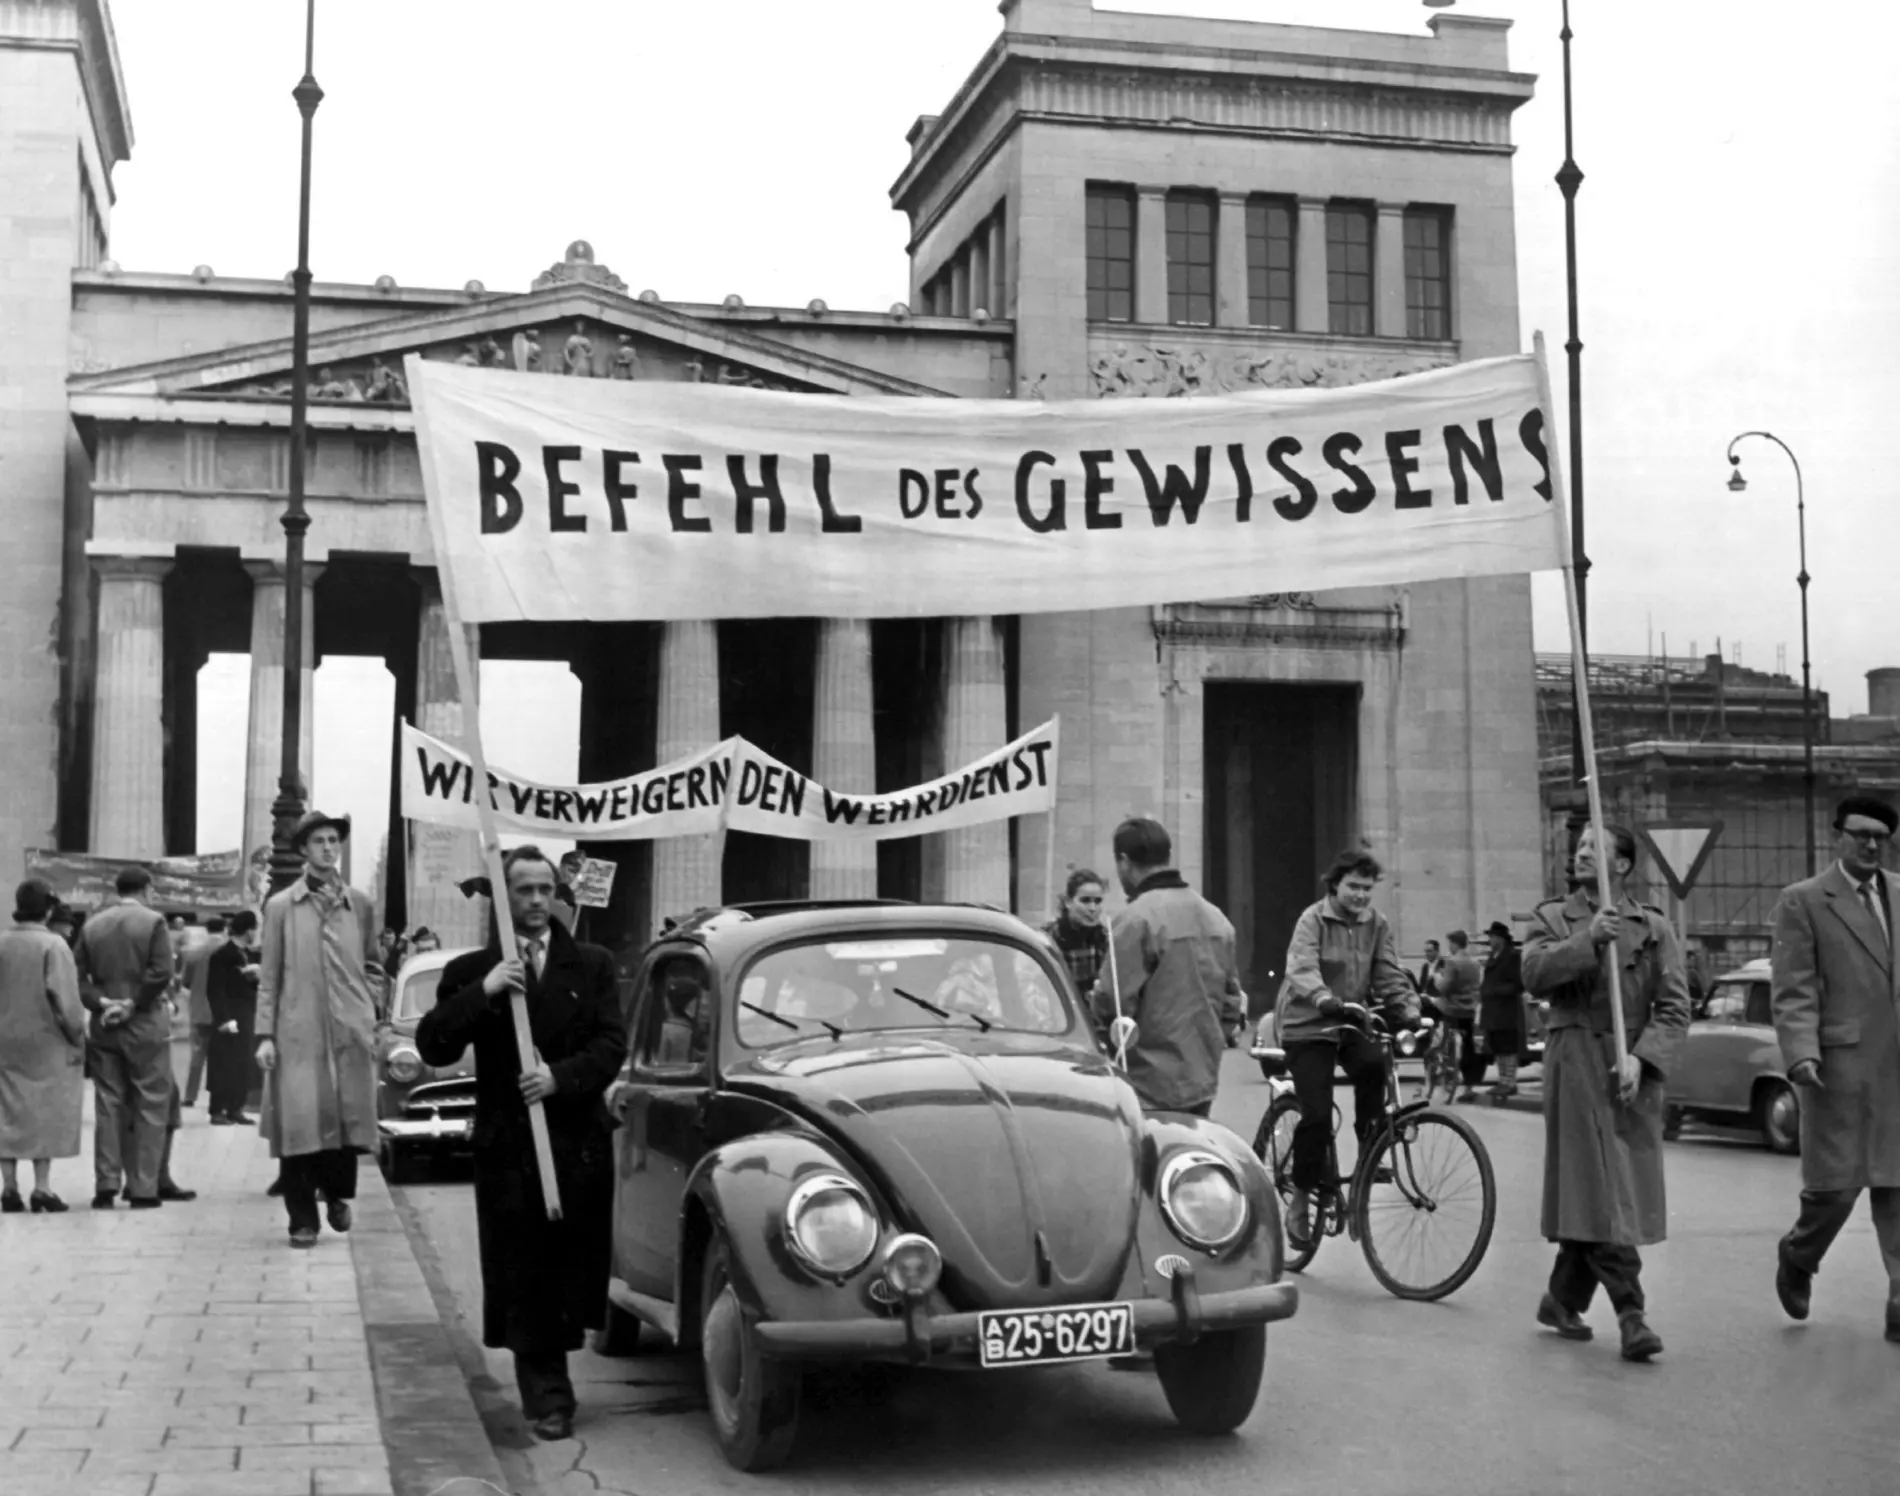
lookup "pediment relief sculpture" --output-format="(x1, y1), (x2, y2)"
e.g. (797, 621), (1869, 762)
(1090, 341), (1454, 399)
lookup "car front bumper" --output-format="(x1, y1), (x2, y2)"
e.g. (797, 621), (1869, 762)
(378, 1117), (473, 1145)
(752, 1271), (1298, 1364)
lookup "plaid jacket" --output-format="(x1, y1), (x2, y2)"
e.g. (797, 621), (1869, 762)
(1043, 915), (1108, 996)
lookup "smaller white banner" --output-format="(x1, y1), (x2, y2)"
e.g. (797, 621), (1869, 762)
(401, 722), (735, 841)
(400, 719), (1059, 843)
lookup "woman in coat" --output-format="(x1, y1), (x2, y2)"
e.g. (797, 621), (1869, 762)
(0, 878), (88, 1211)
(1479, 921), (1526, 1100)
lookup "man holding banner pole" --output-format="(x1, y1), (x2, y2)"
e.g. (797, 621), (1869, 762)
(1521, 825), (1689, 1362)
(1091, 818), (1246, 1117)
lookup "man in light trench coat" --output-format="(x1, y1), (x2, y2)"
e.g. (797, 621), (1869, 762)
(255, 811), (380, 1248)
(1522, 823), (1689, 1362)
(1769, 794), (1900, 1342)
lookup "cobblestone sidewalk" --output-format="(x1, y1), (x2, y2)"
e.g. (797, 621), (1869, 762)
(0, 1095), (511, 1496)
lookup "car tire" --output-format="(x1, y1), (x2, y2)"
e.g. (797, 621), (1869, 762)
(700, 1229), (800, 1471)
(1662, 1105), (1684, 1142)
(1153, 1323), (1267, 1435)
(594, 1292), (644, 1357)
(1757, 1081), (1800, 1156)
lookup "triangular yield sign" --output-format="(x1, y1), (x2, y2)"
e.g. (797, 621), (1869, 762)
(1638, 821), (1725, 900)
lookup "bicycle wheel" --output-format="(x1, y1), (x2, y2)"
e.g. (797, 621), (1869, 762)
(1354, 1108), (1495, 1301)
(1252, 1093), (1322, 1272)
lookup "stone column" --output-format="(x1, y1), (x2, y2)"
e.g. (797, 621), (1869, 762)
(938, 616), (1010, 908)
(1376, 202), (1408, 339)
(1135, 186), (1170, 325)
(810, 618), (878, 898)
(240, 560), (317, 878)
(1216, 191), (1249, 329)
(651, 621), (722, 920)
(89, 557), (171, 858)
(1295, 196), (1330, 334)
(408, 573), (484, 946)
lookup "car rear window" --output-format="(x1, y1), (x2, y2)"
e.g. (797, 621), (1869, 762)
(734, 935), (1072, 1048)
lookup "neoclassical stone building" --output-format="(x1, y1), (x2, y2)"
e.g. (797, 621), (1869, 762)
(4, 0), (1544, 991)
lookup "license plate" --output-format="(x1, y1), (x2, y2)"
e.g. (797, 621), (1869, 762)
(977, 1301), (1134, 1367)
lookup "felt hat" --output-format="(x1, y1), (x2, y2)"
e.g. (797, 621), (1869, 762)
(1487, 920), (1514, 942)
(289, 809), (352, 850)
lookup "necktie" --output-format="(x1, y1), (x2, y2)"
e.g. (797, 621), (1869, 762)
(520, 937), (543, 980)
(1860, 880), (1890, 948)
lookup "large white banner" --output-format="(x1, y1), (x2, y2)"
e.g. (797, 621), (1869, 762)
(401, 719), (1059, 842)
(407, 353), (1562, 622)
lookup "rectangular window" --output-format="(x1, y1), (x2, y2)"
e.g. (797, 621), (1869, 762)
(1245, 197), (1295, 329)
(1085, 185), (1135, 323)
(1164, 191), (1216, 326)
(1404, 207), (1452, 340)
(1326, 202), (1375, 338)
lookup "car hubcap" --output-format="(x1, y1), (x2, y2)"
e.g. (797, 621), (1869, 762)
(703, 1286), (744, 1419)
(1769, 1089), (1797, 1144)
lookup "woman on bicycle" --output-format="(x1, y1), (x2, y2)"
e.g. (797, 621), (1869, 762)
(1277, 849), (1418, 1244)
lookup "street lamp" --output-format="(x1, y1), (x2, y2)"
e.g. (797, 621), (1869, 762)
(269, 0), (323, 894)
(1725, 432), (1816, 877)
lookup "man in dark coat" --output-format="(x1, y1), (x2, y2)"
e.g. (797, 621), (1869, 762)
(417, 845), (626, 1443)
(1522, 823), (1689, 1362)
(1769, 795), (1900, 1342)
(207, 911), (261, 1124)
(75, 866), (179, 1209)
(1479, 921), (1525, 1101)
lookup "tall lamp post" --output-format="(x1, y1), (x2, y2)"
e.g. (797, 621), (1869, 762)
(1725, 432), (1815, 876)
(1428, 0), (1590, 854)
(269, 0), (323, 894)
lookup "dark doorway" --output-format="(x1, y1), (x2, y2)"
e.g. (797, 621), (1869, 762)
(1204, 682), (1359, 1016)
(720, 619), (818, 904)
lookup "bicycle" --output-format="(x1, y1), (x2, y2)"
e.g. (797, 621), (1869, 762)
(1251, 1011), (1497, 1301)
(1413, 1010), (1462, 1106)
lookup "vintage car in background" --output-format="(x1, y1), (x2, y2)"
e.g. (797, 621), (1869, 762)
(1664, 958), (1799, 1154)
(598, 901), (1298, 1471)
(375, 946), (479, 1182)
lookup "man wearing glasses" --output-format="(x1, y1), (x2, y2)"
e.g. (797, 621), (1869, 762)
(1769, 795), (1900, 1343)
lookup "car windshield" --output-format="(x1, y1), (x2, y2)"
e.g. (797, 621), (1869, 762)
(397, 967), (444, 1022)
(733, 935), (1071, 1049)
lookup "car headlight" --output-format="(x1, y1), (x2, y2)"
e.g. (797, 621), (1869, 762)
(1158, 1150), (1250, 1252)
(783, 1172), (879, 1278)
(881, 1233), (942, 1296)
(385, 1046), (423, 1084)
(1397, 1032), (1418, 1057)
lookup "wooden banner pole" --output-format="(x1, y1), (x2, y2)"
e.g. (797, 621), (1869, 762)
(1533, 331), (1629, 1073)
(1042, 714), (1062, 925)
(406, 356), (562, 1219)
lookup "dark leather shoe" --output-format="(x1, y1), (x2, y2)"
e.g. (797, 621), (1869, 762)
(1775, 1241), (1812, 1321)
(157, 1184), (196, 1203)
(91, 1191), (116, 1210)
(1886, 1304), (1900, 1344)
(531, 1412), (574, 1441)
(1536, 1293), (1594, 1341)
(289, 1228), (319, 1249)
(325, 1199), (352, 1233)
(266, 1177), (285, 1198)
(126, 1196), (162, 1210)
(210, 1113), (237, 1126)
(1618, 1311), (1663, 1362)
(29, 1191), (67, 1213)
(0, 1189), (22, 1214)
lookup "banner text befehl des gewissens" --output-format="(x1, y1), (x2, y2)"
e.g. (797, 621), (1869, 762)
(470, 411), (1553, 538)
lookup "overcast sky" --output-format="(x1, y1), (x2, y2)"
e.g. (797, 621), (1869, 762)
(100, 1), (1900, 863)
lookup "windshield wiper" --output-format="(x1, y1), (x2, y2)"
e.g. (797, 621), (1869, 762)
(740, 1000), (843, 1042)
(892, 986), (991, 1034)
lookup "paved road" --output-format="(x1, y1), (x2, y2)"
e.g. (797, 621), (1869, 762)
(397, 1052), (1899, 1496)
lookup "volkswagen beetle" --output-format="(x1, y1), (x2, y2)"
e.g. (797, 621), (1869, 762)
(598, 901), (1298, 1471)
(374, 945), (479, 1183)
